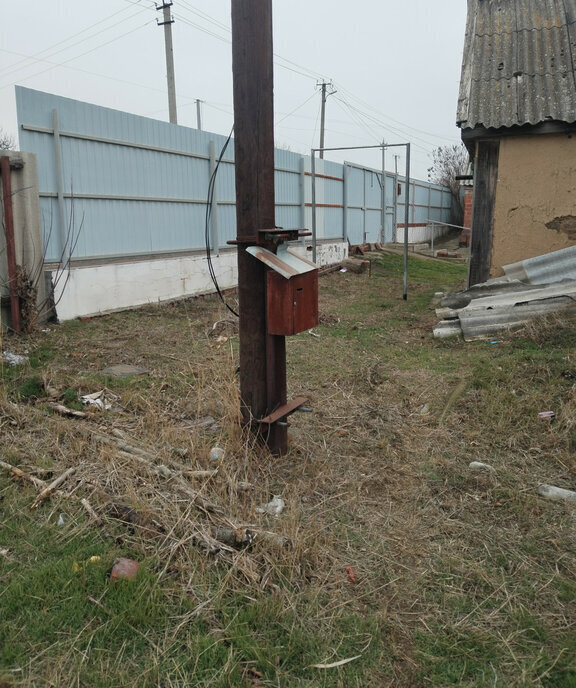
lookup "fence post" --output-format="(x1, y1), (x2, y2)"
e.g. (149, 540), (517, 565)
(342, 163), (348, 244)
(52, 109), (68, 257)
(299, 156), (306, 241)
(209, 140), (220, 256)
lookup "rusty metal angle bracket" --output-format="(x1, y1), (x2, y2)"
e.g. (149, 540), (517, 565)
(227, 227), (311, 246)
(259, 396), (309, 425)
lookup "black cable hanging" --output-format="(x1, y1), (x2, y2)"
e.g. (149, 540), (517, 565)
(204, 127), (239, 318)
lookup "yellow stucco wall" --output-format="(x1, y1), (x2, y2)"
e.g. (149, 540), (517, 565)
(490, 133), (576, 276)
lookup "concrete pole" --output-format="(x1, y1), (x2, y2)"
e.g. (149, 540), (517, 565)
(319, 82), (327, 160)
(196, 99), (203, 130)
(158, 2), (177, 124)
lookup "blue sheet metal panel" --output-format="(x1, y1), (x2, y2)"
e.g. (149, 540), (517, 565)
(16, 87), (56, 131)
(275, 205), (300, 230)
(345, 166), (365, 206)
(322, 160), (344, 180)
(17, 87), (227, 157)
(323, 177), (344, 206)
(346, 208), (364, 244)
(364, 209), (381, 242)
(18, 88), (453, 262)
(18, 131), (56, 191)
(364, 172), (381, 208)
(384, 174), (395, 206)
(322, 207), (345, 240)
(412, 205), (431, 223)
(413, 183), (430, 205)
(59, 137), (210, 198)
(275, 168), (300, 205)
(39, 198), (62, 263)
(383, 212), (394, 243)
(427, 207), (446, 222)
(61, 199), (208, 257)
(216, 205), (237, 246)
(429, 187), (444, 207)
(274, 148), (302, 172)
(214, 162), (236, 204)
(148, 203), (207, 252)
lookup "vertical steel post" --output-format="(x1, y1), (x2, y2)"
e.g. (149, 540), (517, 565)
(403, 143), (411, 301)
(362, 169), (367, 244)
(299, 156), (306, 239)
(342, 163), (348, 244)
(231, 0), (287, 455)
(0, 156), (21, 333)
(381, 142), (386, 244)
(393, 154), (399, 242)
(196, 99), (203, 130)
(311, 152), (317, 263)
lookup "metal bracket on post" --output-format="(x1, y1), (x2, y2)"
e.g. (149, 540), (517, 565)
(259, 396), (310, 428)
(227, 227), (310, 247)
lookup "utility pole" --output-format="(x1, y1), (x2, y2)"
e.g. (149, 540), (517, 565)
(157, 2), (177, 124)
(317, 80), (335, 159)
(196, 99), (203, 130)
(231, 0), (287, 454)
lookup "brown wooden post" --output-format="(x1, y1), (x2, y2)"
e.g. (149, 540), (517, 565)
(231, 0), (287, 454)
(0, 156), (21, 333)
(468, 140), (499, 286)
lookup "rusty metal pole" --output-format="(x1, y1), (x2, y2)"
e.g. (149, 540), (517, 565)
(0, 156), (21, 333)
(231, 0), (287, 454)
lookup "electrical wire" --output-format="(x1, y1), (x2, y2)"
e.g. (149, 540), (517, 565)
(204, 127), (239, 318)
(333, 95), (442, 154)
(333, 81), (458, 144)
(173, 13), (231, 44)
(0, 19), (155, 90)
(0, 46), (173, 96)
(177, 0), (231, 34)
(0, 5), (143, 77)
(275, 92), (317, 126)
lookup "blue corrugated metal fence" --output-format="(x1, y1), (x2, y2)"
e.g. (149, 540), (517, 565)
(16, 87), (452, 264)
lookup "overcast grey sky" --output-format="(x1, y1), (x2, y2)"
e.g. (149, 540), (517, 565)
(0, 0), (468, 180)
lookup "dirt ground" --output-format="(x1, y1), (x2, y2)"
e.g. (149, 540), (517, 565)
(2, 252), (576, 687)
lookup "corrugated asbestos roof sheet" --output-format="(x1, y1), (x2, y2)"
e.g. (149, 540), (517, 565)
(457, 0), (576, 130)
(503, 245), (576, 283)
(434, 245), (576, 340)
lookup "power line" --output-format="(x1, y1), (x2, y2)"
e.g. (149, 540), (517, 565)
(333, 95), (447, 152)
(0, 46), (182, 97)
(177, 0), (230, 33)
(0, 20), (154, 90)
(275, 92), (316, 125)
(0, 6), (148, 78)
(334, 81), (458, 144)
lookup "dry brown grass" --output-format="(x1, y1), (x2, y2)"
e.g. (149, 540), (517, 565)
(2, 255), (576, 687)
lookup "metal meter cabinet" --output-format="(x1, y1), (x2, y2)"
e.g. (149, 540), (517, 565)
(246, 244), (319, 336)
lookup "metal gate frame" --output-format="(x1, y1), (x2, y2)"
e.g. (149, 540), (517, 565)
(311, 142), (412, 299)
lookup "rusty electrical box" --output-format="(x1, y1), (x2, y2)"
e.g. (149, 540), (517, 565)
(267, 270), (318, 335)
(246, 244), (319, 336)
